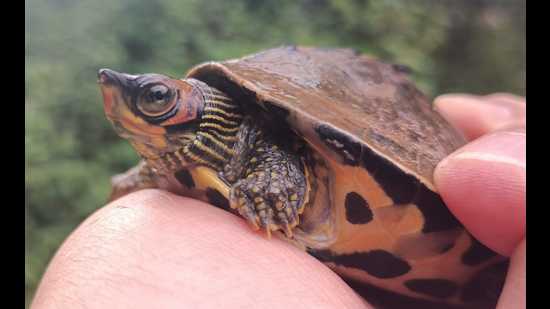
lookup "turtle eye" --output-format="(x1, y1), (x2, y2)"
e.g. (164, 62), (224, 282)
(137, 84), (176, 117)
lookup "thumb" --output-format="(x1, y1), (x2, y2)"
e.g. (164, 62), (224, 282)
(434, 130), (525, 256)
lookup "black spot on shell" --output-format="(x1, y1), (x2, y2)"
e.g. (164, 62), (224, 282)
(315, 124), (362, 165)
(413, 186), (461, 233)
(364, 154), (421, 204)
(345, 192), (373, 224)
(310, 249), (411, 279)
(404, 278), (458, 299)
(307, 249), (331, 262)
(461, 260), (509, 305)
(205, 188), (230, 212)
(357, 250), (412, 278)
(315, 124), (461, 232)
(344, 277), (466, 309)
(362, 137), (460, 233)
(317, 123), (419, 204)
(174, 169), (195, 189)
(462, 237), (499, 266)
(440, 242), (455, 254)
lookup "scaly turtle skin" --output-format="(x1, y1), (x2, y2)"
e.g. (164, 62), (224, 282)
(98, 46), (508, 309)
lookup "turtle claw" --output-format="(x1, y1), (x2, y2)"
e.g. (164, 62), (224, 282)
(265, 225), (273, 239)
(282, 221), (293, 238)
(231, 194), (261, 231)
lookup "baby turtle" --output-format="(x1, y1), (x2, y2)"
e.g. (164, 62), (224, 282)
(98, 46), (507, 309)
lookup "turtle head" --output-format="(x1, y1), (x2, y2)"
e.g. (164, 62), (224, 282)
(98, 68), (205, 160)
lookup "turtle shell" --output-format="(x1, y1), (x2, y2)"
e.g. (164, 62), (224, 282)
(186, 46), (465, 190)
(185, 46), (506, 308)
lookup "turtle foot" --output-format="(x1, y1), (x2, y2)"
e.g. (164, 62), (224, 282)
(229, 159), (307, 238)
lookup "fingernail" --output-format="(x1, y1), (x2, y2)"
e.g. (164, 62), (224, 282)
(438, 131), (526, 172)
(483, 93), (526, 107)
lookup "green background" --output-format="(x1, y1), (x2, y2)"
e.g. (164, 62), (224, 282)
(25, 0), (525, 306)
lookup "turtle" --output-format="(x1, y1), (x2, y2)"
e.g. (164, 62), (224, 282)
(98, 46), (508, 309)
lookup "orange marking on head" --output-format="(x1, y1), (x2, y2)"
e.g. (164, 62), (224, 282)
(118, 109), (166, 136)
(100, 86), (114, 117)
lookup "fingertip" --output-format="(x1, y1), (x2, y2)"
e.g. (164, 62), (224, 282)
(435, 132), (525, 256)
(434, 94), (526, 141)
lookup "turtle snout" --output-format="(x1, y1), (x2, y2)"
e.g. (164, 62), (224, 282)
(98, 68), (121, 85)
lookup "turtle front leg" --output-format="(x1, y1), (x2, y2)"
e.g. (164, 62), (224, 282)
(222, 120), (309, 238)
(109, 160), (159, 201)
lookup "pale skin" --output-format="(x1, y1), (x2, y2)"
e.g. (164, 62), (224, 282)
(31, 93), (525, 309)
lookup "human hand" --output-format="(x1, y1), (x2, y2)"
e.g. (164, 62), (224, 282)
(31, 195), (367, 308)
(434, 93), (526, 309)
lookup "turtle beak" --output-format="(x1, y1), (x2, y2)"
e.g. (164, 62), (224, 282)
(97, 69), (118, 85)
(98, 68), (141, 116)
(97, 69), (133, 86)
(98, 68), (126, 117)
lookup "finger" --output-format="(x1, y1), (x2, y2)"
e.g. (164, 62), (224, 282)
(496, 239), (526, 309)
(434, 94), (526, 141)
(434, 131), (526, 256)
(482, 93), (526, 132)
(31, 189), (368, 309)
(483, 93), (526, 107)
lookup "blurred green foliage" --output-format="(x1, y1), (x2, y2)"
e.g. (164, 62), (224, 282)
(26, 0), (525, 306)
